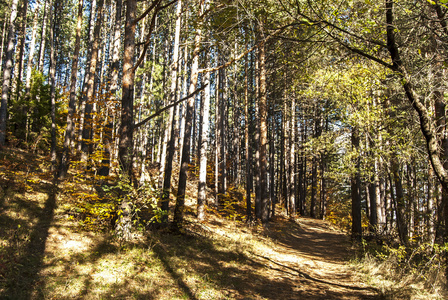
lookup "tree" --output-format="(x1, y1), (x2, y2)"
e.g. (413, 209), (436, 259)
(161, 0), (183, 222)
(0, 0), (20, 146)
(59, 0), (84, 179)
(173, 0), (204, 229)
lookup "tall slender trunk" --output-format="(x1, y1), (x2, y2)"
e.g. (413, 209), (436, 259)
(428, 167), (436, 244)
(118, 0), (139, 177)
(284, 97), (291, 213)
(320, 119), (327, 220)
(13, 0), (28, 98)
(161, 0), (183, 222)
(270, 115), (276, 219)
(59, 0), (84, 179)
(259, 40), (269, 224)
(391, 159), (408, 245)
(25, 2), (40, 94)
(0, 0), (20, 146)
(289, 97), (296, 217)
(81, 0), (104, 163)
(219, 63), (227, 196)
(115, 0), (138, 241)
(298, 125), (304, 215)
(244, 53), (251, 221)
(49, 0), (59, 172)
(38, 0), (50, 72)
(158, 25), (174, 189)
(368, 141), (378, 231)
(197, 60), (211, 221)
(0, 19), (7, 77)
(77, 0), (97, 152)
(173, 4), (203, 228)
(351, 125), (362, 241)
(254, 49), (261, 219)
(214, 61), (220, 207)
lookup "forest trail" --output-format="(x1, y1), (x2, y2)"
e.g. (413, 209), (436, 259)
(0, 148), (382, 299)
(249, 217), (380, 299)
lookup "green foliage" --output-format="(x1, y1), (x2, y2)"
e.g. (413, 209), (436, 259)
(135, 61), (165, 109)
(102, 176), (168, 229)
(8, 70), (64, 152)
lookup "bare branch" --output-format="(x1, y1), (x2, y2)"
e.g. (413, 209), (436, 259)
(133, 0), (161, 25)
(198, 24), (295, 73)
(132, 0), (177, 73)
(134, 84), (208, 130)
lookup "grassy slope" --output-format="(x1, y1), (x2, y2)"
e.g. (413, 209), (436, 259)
(0, 148), (444, 299)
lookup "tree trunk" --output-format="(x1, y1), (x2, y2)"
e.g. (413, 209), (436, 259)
(214, 61), (220, 208)
(81, 0), (104, 163)
(289, 97), (296, 217)
(115, 0), (138, 240)
(59, 0), (84, 179)
(219, 63), (227, 197)
(161, 0), (183, 222)
(258, 40), (269, 224)
(244, 54), (252, 221)
(13, 0), (28, 99)
(351, 125), (362, 242)
(197, 62), (211, 221)
(49, 0), (60, 173)
(0, 19), (7, 77)
(284, 97), (291, 214)
(173, 4), (203, 229)
(254, 59), (261, 219)
(320, 149), (327, 219)
(118, 0), (138, 177)
(391, 160), (409, 245)
(0, 0), (20, 146)
(38, 0), (50, 73)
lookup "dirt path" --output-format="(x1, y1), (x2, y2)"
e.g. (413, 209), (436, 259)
(252, 217), (380, 300)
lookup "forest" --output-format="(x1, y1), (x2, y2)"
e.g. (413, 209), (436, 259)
(1, 0), (448, 298)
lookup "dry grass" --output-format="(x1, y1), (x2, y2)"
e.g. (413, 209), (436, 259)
(351, 249), (447, 300)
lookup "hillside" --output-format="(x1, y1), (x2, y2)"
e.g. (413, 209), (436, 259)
(0, 148), (441, 299)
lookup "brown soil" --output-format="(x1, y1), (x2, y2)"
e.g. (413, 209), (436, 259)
(251, 216), (380, 299)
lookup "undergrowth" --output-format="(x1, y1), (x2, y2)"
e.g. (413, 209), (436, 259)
(354, 239), (448, 299)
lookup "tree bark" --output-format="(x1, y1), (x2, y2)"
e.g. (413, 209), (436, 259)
(81, 0), (104, 163)
(197, 62), (211, 221)
(0, 0), (20, 146)
(59, 0), (84, 179)
(173, 3), (203, 229)
(38, 0), (50, 73)
(49, 0), (60, 173)
(391, 159), (409, 245)
(259, 40), (269, 224)
(118, 0), (138, 177)
(244, 53), (252, 221)
(161, 0), (183, 222)
(289, 97), (296, 217)
(13, 0), (28, 99)
(351, 125), (362, 242)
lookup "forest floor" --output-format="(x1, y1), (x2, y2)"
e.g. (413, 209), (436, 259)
(0, 147), (435, 299)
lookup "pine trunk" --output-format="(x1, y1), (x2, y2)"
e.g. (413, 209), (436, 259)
(259, 41), (269, 224)
(173, 6), (202, 228)
(81, 0), (104, 163)
(351, 126), (362, 241)
(197, 64), (211, 221)
(0, 0), (20, 146)
(59, 0), (84, 179)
